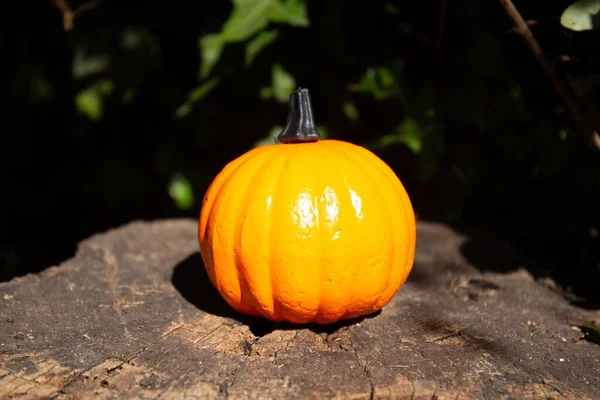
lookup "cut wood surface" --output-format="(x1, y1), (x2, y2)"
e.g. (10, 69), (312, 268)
(1, 219), (599, 399)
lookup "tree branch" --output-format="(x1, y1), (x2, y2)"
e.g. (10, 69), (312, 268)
(498, 0), (599, 150)
(54, 0), (100, 32)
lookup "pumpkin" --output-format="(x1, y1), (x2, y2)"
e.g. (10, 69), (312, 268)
(198, 88), (416, 324)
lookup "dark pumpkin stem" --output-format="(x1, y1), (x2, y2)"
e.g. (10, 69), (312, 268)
(277, 87), (320, 144)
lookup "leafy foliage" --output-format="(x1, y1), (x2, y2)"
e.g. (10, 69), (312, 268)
(2, 0), (599, 302)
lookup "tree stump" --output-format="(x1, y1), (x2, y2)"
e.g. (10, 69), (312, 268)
(1, 219), (599, 399)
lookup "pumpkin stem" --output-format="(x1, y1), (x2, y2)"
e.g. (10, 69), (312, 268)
(277, 87), (320, 144)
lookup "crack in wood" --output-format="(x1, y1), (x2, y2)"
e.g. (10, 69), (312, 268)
(102, 247), (133, 342)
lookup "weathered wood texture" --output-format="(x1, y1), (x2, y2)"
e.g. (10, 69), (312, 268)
(1, 219), (599, 399)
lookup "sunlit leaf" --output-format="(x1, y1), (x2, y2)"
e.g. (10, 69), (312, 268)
(559, 129), (568, 140)
(75, 89), (103, 121)
(75, 80), (113, 121)
(245, 30), (280, 66)
(259, 86), (274, 99)
(173, 77), (221, 120)
(268, 0), (309, 26)
(168, 173), (194, 210)
(560, 0), (600, 31)
(272, 63), (296, 103)
(196, 0), (309, 81)
(349, 67), (398, 100)
(189, 77), (221, 102)
(373, 118), (422, 153)
(173, 103), (193, 120)
(221, 0), (272, 42)
(72, 46), (111, 80)
(199, 34), (224, 79)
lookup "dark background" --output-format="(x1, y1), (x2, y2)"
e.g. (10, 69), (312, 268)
(1, 1), (599, 303)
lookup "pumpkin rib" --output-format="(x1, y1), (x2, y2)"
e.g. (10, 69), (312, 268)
(208, 148), (271, 314)
(275, 149), (324, 323)
(330, 153), (360, 320)
(336, 145), (397, 315)
(200, 147), (269, 295)
(295, 147), (348, 323)
(268, 154), (293, 322)
(311, 150), (325, 322)
(350, 144), (415, 297)
(340, 145), (405, 309)
(234, 149), (280, 318)
(312, 147), (347, 323)
(241, 149), (290, 321)
(353, 145), (416, 286)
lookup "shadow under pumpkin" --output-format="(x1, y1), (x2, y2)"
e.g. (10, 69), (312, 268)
(171, 252), (381, 337)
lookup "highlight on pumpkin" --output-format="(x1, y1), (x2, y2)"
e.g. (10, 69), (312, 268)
(198, 87), (417, 325)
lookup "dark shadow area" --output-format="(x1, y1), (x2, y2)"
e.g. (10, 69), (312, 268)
(171, 252), (380, 337)
(459, 228), (600, 307)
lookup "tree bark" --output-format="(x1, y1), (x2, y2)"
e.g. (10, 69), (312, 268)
(1, 219), (599, 399)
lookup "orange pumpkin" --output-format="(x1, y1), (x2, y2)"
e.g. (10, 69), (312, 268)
(198, 88), (416, 324)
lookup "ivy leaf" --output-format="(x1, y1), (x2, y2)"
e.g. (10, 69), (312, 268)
(189, 77), (221, 102)
(197, 0), (309, 80)
(349, 67), (399, 100)
(75, 80), (114, 121)
(371, 117), (422, 153)
(75, 90), (103, 121)
(342, 100), (359, 122)
(173, 77), (221, 119)
(560, 0), (600, 31)
(254, 125), (284, 147)
(199, 34), (224, 79)
(168, 173), (194, 210)
(316, 124), (329, 139)
(272, 63), (296, 103)
(245, 30), (280, 66)
(268, 0), (309, 26)
(221, 0), (273, 42)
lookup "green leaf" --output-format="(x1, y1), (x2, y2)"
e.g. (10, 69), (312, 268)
(195, 0), (309, 81)
(580, 321), (600, 345)
(221, 0), (308, 43)
(316, 124), (329, 139)
(74, 80), (113, 121)
(245, 30), (280, 66)
(173, 77), (221, 119)
(199, 34), (224, 79)
(168, 173), (194, 210)
(384, 2), (400, 15)
(75, 89), (103, 121)
(97, 80), (114, 95)
(272, 63), (296, 103)
(560, 0), (600, 31)
(349, 67), (398, 100)
(372, 118), (422, 153)
(254, 124), (283, 147)
(268, 0), (309, 26)
(342, 100), (359, 122)
(72, 48), (111, 80)
(221, 0), (273, 42)
(259, 86), (274, 100)
(189, 77), (221, 102)
(395, 118), (423, 153)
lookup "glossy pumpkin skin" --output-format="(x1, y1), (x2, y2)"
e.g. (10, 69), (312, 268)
(198, 139), (416, 324)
